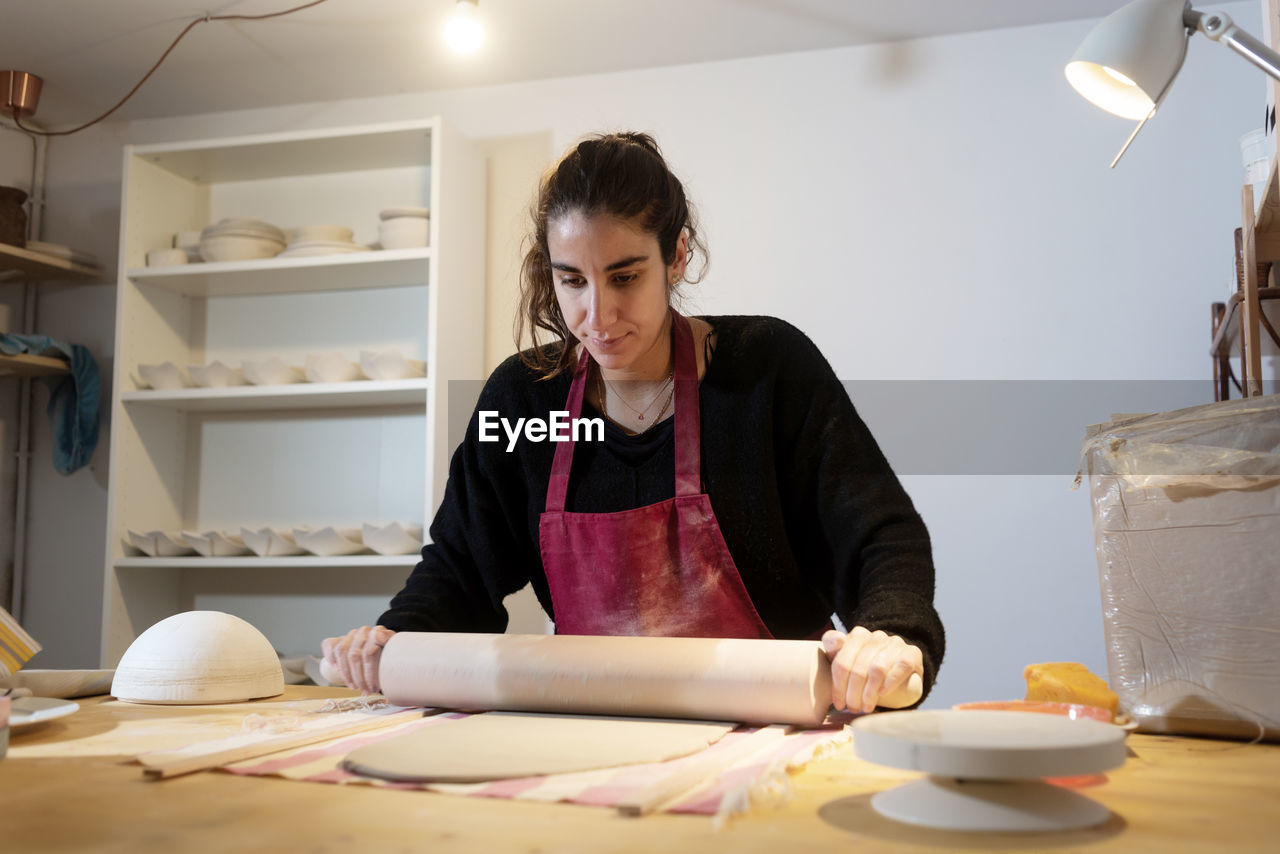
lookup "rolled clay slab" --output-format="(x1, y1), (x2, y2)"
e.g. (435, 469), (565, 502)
(379, 633), (834, 726)
(342, 712), (737, 783)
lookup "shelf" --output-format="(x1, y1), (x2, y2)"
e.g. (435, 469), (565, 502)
(114, 555), (419, 570)
(132, 121), (434, 183)
(0, 242), (103, 280)
(121, 378), (429, 411)
(0, 353), (70, 378)
(127, 248), (431, 297)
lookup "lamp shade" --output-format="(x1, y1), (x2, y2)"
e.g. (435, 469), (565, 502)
(1066, 0), (1189, 120)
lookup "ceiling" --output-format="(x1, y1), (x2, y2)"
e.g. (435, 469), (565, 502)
(5, 0), (1129, 129)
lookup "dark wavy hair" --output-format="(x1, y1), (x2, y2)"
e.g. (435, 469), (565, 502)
(516, 131), (708, 376)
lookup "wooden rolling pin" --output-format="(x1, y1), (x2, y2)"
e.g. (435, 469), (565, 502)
(337, 633), (922, 727)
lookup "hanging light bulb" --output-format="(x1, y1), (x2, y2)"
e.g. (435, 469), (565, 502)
(445, 0), (484, 54)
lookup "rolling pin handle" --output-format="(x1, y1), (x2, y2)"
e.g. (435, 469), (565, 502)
(319, 657), (346, 687)
(878, 672), (924, 709)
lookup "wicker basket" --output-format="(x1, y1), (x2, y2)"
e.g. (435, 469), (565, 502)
(0, 185), (29, 247)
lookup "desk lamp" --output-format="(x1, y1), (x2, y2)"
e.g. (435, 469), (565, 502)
(1067, 0), (1280, 165)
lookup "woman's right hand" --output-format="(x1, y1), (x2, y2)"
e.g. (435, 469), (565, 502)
(321, 625), (396, 694)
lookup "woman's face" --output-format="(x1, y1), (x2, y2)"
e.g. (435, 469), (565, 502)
(547, 211), (685, 377)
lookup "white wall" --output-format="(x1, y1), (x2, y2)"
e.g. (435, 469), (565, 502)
(19, 5), (1267, 708)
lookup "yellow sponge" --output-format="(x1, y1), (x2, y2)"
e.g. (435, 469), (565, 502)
(1023, 662), (1119, 717)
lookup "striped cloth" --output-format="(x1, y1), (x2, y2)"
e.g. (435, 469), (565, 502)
(224, 711), (852, 816)
(0, 606), (41, 677)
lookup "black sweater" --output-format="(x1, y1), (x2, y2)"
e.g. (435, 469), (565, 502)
(379, 315), (945, 696)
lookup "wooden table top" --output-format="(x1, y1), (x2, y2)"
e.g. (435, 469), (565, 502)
(2, 686), (1277, 853)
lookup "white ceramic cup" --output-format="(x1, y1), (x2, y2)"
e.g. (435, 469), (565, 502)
(147, 248), (189, 267)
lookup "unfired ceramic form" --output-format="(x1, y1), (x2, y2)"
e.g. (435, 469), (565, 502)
(304, 352), (364, 383)
(183, 530), (252, 557)
(242, 357), (304, 386)
(359, 349), (425, 380)
(187, 361), (247, 388)
(361, 522), (424, 555)
(292, 526), (368, 556)
(111, 611), (285, 705)
(136, 362), (192, 391)
(240, 527), (306, 557)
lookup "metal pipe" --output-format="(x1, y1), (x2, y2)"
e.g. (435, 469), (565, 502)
(1192, 9), (1280, 82)
(3, 114), (48, 622)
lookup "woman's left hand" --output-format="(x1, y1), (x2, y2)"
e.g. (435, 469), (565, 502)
(821, 627), (923, 714)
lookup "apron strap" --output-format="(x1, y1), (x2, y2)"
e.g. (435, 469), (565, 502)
(670, 311), (701, 497)
(545, 345), (591, 513)
(544, 309), (701, 513)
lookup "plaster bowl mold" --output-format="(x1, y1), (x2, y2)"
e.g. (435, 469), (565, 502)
(111, 611), (285, 705)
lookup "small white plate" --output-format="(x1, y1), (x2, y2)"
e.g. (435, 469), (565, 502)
(0, 669), (114, 699)
(277, 241), (370, 258)
(9, 697), (80, 729)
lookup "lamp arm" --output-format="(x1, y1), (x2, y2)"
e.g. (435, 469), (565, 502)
(1186, 8), (1280, 82)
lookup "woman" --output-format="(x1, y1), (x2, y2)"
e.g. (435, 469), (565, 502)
(324, 132), (944, 713)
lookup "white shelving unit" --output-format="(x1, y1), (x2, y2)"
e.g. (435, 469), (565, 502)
(101, 118), (486, 664)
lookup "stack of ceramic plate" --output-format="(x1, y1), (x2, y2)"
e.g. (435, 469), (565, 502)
(198, 218), (286, 262)
(278, 224), (370, 258)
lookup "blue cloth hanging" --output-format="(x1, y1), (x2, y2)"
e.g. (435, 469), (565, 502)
(0, 333), (101, 474)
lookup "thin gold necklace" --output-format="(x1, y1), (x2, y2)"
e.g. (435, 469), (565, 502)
(597, 365), (673, 425)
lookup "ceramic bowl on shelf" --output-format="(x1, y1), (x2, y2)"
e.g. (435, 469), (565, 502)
(198, 234), (285, 262)
(135, 362), (192, 391)
(304, 351), (364, 383)
(378, 216), (429, 250)
(289, 224), (354, 244)
(183, 530), (252, 557)
(379, 206), (429, 221)
(146, 248), (188, 267)
(174, 229), (203, 261)
(359, 348), (425, 380)
(242, 357), (304, 386)
(187, 361), (247, 388)
(361, 522), (425, 556)
(240, 527), (306, 557)
(201, 217), (286, 241)
(292, 526), (369, 557)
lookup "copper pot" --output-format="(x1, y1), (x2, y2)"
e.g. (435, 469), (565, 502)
(0, 185), (28, 247)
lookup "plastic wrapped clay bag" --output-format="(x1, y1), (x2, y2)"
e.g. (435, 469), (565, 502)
(111, 611), (284, 704)
(1080, 395), (1280, 741)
